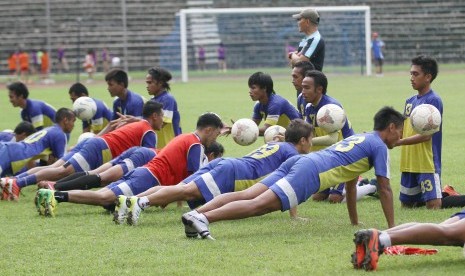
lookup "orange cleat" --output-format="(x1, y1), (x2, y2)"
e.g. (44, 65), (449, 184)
(353, 229), (382, 271)
(352, 230), (366, 269)
(442, 185), (460, 197)
(4, 178), (20, 201)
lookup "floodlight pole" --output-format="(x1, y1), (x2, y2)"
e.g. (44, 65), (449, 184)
(76, 17), (82, 83)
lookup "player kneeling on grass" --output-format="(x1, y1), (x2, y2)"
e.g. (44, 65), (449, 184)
(352, 209), (465, 271)
(113, 119), (313, 227)
(181, 106), (404, 240)
(34, 112), (224, 218)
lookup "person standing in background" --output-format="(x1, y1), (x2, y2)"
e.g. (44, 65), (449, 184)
(57, 44), (69, 73)
(101, 47), (110, 73)
(198, 46), (206, 71)
(18, 49), (30, 83)
(288, 8), (325, 71)
(217, 42), (227, 72)
(372, 32), (385, 76)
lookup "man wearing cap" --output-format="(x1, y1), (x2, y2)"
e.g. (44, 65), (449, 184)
(288, 8), (325, 71)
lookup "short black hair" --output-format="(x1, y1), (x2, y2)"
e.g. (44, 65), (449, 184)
(305, 70), (328, 95)
(205, 141), (225, 159)
(196, 112), (223, 129)
(248, 72), (275, 96)
(285, 119), (313, 144)
(142, 101), (163, 118)
(69, 83), (89, 96)
(14, 121), (35, 136)
(293, 61), (315, 76)
(105, 69), (128, 88)
(411, 55), (438, 83)
(373, 106), (405, 131)
(148, 67), (172, 91)
(7, 82), (29, 99)
(55, 108), (76, 123)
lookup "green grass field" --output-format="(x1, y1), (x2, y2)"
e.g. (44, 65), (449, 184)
(1, 67), (465, 274)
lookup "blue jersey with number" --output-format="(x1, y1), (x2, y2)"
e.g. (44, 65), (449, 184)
(20, 99), (56, 131)
(304, 94), (354, 151)
(82, 98), (112, 133)
(151, 91), (182, 148)
(0, 125), (67, 175)
(253, 94), (301, 127)
(112, 90), (145, 120)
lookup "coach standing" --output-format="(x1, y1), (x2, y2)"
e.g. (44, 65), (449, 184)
(288, 8), (325, 71)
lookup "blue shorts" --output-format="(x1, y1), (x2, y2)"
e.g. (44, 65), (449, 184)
(187, 158), (264, 209)
(107, 167), (160, 197)
(61, 140), (87, 162)
(400, 172), (442, 204)
(109, 147), (156, 174)
(66, 138), (112, 172)
(0, 144), (12, 176)
(451, 210), (465, 220)
(261, 155), (320, 211)
(183, 158), (223, 184)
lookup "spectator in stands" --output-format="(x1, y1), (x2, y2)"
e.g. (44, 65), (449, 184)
(198, 45), (206, 71)
(288, 8), (325, 71)
(101, 47), (110, 73)
(57, 44), (69, 73)
(18, 49), (30, 83)
(7, 51), (19, 82)
(83, 49), (96, 83)
(7, 82), (57, 131)
(372, 32), (385, 76)
(217, 42), (227, 72)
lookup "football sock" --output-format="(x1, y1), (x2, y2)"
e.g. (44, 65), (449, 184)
(54, 174), (102, 191)
(379, 231), (391, 248)
(15, 172), (28, 178)
(56, 171), (88, 184)
(54, 191), (69, 202)
(138, 196), (150, 209)
(17, 174), (37, 188)
(441, 195), (465, 208)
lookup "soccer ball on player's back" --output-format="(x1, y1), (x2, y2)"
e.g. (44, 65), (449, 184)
(231, 118), (259, 146)
(264, 125), (286, 143)
(77, 132), (97, 144)
(410, 104), (441, 135)
(73, 97), (97, 121)
(316, 104), (346, 133)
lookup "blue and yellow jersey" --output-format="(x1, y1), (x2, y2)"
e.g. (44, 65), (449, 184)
(0, 131), (15, 142)
(308, 131), (390, 191)
(252, 94), (301, 127)
(151, 91), (182, 149)
(296, 92), (307, 118)
(400, 90), (443, 173)
(6, 125), (67, 174)
(112, 90), (145, 120)
(20, 99), (56, 131)
(82, 98), (112, 134)
(304, 94), (354, 151)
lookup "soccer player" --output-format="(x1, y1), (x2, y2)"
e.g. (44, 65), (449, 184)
(37, 141), (224, 192)
(18, 49), (29, 83)
(181, 106), (404, 239)
(0, 122), (35, 143)
(68, 82), (112, 134)
(293, 61), (315, 111)
(288, 9), (325, 71)
(4, 101), (164, 198)
(395, 55), (443, 209)
(249, 72), (301, 135)
(145, 67), (182, 148)
(8, 82), (57, 131)
(105, 69), (145, 120)
(352, 210), (465, 271)
(0, 108), (75, 199)
(35, 112), (224, 217)
(114, 119), (313, 226)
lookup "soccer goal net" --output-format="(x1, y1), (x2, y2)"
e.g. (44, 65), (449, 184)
(177, 6), (371, 82)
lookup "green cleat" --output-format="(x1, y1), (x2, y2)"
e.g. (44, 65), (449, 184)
(113, 195), (128, 224)
(34, 189), (47, 215)
(43, 189), (58, 217)
(127, 196), (142, 226)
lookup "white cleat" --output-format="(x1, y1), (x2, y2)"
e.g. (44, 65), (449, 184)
(126, 196), (142, 226)
(113, 195), (128, 224)
(181, 212), (214, 240)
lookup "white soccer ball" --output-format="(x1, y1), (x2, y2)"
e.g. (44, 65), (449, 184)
(410, 104), (441, 135)
(264, 125), (286, 143)
(73, 97), (97, 121)
(231, 118), (259, 146)
(77, 132), (97, 144)
(316, 104), (346, 133)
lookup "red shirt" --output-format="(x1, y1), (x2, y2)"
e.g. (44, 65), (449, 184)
(145, 133), (204, 186)
(102, 120), (155, 158)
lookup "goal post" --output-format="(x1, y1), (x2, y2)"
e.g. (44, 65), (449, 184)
(179, 6), (371, 82)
